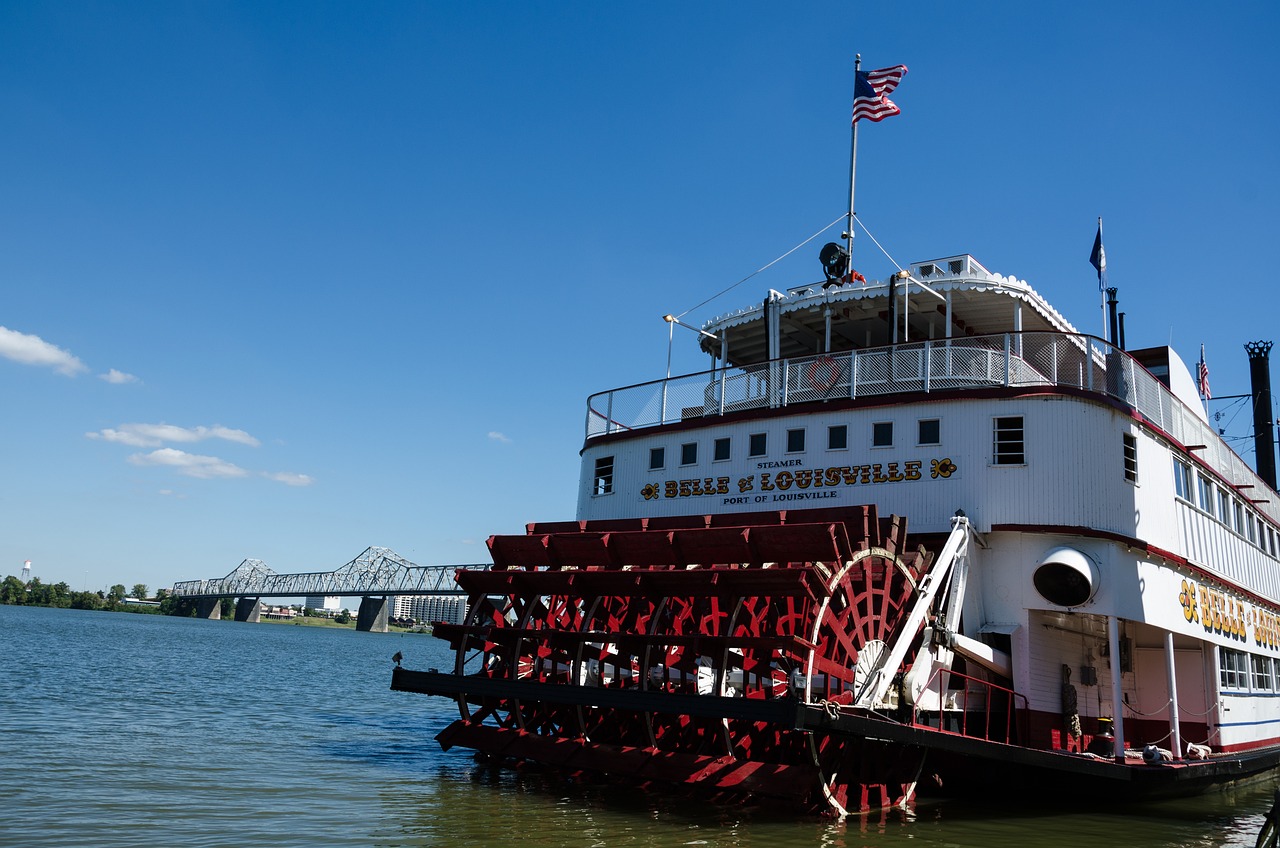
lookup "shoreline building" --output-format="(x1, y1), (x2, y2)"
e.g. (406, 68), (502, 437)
(392, 595), (465, 626)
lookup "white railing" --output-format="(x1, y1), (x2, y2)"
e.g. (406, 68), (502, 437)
(584, 331), (1280, 527)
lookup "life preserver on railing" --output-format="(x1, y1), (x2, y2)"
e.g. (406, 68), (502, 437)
(807, 355), (841, 393)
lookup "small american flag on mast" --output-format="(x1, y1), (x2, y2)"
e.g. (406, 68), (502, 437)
(1197, 344), (1211, 400)
(852, 65), (908, 124)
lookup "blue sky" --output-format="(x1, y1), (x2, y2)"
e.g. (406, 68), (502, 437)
(2, 2), (1278, 594)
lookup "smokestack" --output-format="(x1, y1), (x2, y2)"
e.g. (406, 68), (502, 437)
(1246, 341), (1277, 490)
(1106, 288), (1119, 348)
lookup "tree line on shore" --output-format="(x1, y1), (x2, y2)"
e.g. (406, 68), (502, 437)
(0, 575), (370, 623)
(0, 575), (184, 614)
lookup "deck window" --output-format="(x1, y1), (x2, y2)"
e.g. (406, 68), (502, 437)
(1221, 647), (1249, 690)
(828, 424), (848, 450)
(680, 442), (697, 466)
(713, 437), (730, 462)
(593, 456), (614, 496)
(992, 416), (1024, 465)
(649, 447), (665, 471)
(1234, 500), (1246, 535)
(1219, 487), (1232, 524)
(1173, 459), (1191, 501)
(786, 428), (806, 453)
(749, 432), (767, 457)
(1197, 475), (1214, 513)
(872, 422), (893, 448)
(918, 419), (940, 446)
(1123, 433), (1138, 483)
(1254, 655), (1275, 692)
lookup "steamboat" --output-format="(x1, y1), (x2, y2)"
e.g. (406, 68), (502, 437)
(392, 66), (1280, 815)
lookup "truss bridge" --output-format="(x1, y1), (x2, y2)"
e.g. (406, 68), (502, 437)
(170, 546), (488, 632)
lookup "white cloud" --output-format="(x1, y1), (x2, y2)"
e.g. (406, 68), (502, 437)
(128, 448), (248, 479)
(488, 431), (512, 444)
(263, 471), (314, 487)
(99, 369), (139, 384)
(87, 423), (261, 448)
(0, 325), (88, 376)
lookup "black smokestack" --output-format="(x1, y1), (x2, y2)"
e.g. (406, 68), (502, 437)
(1246, 341), (1276, 490)
(1106, 288), (1119, 348)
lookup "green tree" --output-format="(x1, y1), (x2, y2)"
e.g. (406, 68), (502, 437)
(131, 584), (148, 600)
(107, 584), (126, 605)
(1, 575), (26, 605)
(70, 591), (105, 611)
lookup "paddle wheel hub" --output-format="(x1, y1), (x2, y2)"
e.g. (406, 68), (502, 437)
(392, 504), (944, 815)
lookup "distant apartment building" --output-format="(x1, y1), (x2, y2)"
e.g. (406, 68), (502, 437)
(392, 594), (465, 625)
(304, 595), (342, 613)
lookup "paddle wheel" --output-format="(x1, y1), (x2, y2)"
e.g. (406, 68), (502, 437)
(393, 504), (962, 816)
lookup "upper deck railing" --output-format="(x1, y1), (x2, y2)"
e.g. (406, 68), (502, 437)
(585, 331), (1279, 526)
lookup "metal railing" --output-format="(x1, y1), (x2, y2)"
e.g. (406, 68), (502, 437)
(585, 331), (1279, 527)
(910, 668), (1030, 745)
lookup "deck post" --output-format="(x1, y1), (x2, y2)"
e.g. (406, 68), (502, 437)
(1164, 630), (1183, 759)
(1108, 615), (1127, 762)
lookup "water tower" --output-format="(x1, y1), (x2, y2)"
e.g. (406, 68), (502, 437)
(21, 560), (31, 582)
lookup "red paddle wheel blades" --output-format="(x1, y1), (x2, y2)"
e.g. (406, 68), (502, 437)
(404, 505), (937, 816)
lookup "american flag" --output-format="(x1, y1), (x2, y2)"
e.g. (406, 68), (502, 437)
(852, 65), (908, 124)
(1197, 344), (1211, 400)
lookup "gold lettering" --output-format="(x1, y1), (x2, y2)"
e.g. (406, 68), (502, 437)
(775, 471), (793, 490)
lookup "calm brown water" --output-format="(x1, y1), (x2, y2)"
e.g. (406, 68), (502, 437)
(0, 604), (1273, 847)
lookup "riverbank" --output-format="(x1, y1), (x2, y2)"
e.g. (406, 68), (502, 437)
(260, 615), (429, 633)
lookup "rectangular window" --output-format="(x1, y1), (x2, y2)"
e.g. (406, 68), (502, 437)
(1219, 487), (1232, 524)
(593, 456), (614, 496)
(1270, 527), (1277, 558)
(1254, 655), (1274, 692)
(1172, 459), (1191, 500)
(828, 424), (848, 450)
(786, 428), (805, 453)
(1235, 500), (1246, 534)
(918, 419), (940, 446)
(1220, 647), (1249, 690)
(1248, 513), (1259, 545)
(680, 442), (697, 466)
(713, 437), (730, 462)
(649, 447), (665, 471)
(749, 432), (767, 457)
(872, 421), (893, 448)
(993, 416), (1025, 465)
(1123, 433), (1138, 483)
(1197, 475), (1214, 512)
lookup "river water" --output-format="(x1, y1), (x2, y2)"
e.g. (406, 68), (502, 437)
(1, 604), (1274, 848)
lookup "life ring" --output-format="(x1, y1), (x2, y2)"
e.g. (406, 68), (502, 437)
(806, 356), (841, 393)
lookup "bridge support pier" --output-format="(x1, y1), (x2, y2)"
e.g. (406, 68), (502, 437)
(235, 597), (262, 623)
(196, 598), (222, 620)
(356, 596), (389, 633)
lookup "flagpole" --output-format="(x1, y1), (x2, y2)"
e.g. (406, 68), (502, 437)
(846, 54), (861, 278)
(1096, 216), (1106, 341)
